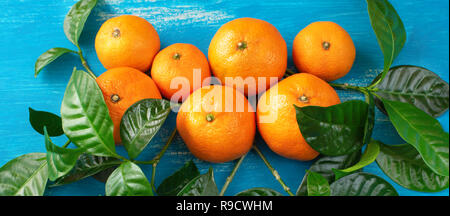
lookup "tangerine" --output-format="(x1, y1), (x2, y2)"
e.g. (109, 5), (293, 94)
(257, 73), (340, 161)
(151, 43), (211, 102)
(96, 67), (162, 143)
(177, 85), (256, 163)
(208, 18), (287, 96)
(95, 15), (160, 72)
(292, 21), (355, 81)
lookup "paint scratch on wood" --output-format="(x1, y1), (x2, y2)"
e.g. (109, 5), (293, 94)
(96, 5), (235, 27)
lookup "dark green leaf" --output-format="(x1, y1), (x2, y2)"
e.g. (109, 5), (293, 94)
(177, 167), (219, 196)
(330, 172), (398, 196)
(121, 99), (171, 159)
(61, 69), (116, 157)
(64, 0), (98, 45)
(307, 171), (330, 196)
(44, 127), (83, 181)
(0, 153), (48, 196)
(92, 167), (117, 183)
(296, 151), (361, 196)
(156, 160), (200, 196)
(295, 100), (369, 156)
(105, 161), (153, 196)
(381, 98), (449, 176)
(376, 142), (449, 192)
(236, 188), (283, 196)
(51, 154), (120, 187)
(29, 107), (64, 137)
(367, 0), (406, 85)
(371, 65), (449, 117)
(336, 139), (380, 175)
(35, 48), (76, 77)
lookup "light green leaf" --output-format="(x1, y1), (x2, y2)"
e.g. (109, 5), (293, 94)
(105, 161), (153, 196)
(381, 98), (449, 176)
(35, 48), (76, 77)
(332, 168), (352, 181)
(307, 171), (330, 196)
(336, 140), (380, 175)
(44, 127), (83, 181)
(363, 91), (375, 145)
(61, 69), (116, 157)
(64, 0), (98, 45)
(0, 153), (48, 196)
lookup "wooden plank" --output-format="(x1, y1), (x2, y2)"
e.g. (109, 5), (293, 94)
(0, 0), (448, 196)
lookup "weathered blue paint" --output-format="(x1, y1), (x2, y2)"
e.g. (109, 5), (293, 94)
(0, 0), (448, 196)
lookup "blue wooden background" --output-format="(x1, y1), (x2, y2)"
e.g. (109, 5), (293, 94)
(0, 0), (448, 196)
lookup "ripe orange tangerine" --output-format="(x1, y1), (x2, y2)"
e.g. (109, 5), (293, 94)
(151, 43), (211, 102)
(95, 15), (160, 72)
(208, 17), (287, 96)
(293, 21), (356, 81)
(257, 73), (341, 161)
(176, 85), (256, 163)
(96, 67), (162, 143)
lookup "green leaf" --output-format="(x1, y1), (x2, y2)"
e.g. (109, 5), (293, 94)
(367, 0), (406, 86)
(64, 0), (98, 45)
(61, 69), (116, 157)
(296, 151), (361, 196)
(156, 160), (200, 196)
(44, 128), (83, 181)
(381, 98), (449, 176)
(332, 168), (352, 181)
(34, 48), (76, 77)
(91, 167), (117, 183)
(371, 65), (449, 117)
(236, 187), (283, 196)
(105, 161), (153, 196)
(51, 154), (120, 187)
(121, 99), (172, 159)
(295, 100), (369, 156)
(177, 167), (219, 196)
(0, 153), (48, 196)
(307, 171), (330, 196)
(330, 172), (398, 196)
(363, 91), (375, 145)
(376, 142), (449, 192)
(29, 107), (64, 137)
(336, 140), (380, 175)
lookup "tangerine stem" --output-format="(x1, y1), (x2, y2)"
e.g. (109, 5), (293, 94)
(219, 153), (247, 196)
(150, 128), (177, 194)
(151, 163), (157, 193)
(153, 128), (177, 163)
(252, 145), (294, 196)
(75, 44), (96, 78)
(134, 128), (177, 165)
(62, 140), (71, 148)
(285, 68), (296, 76)
(329, 83), (367, 92)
